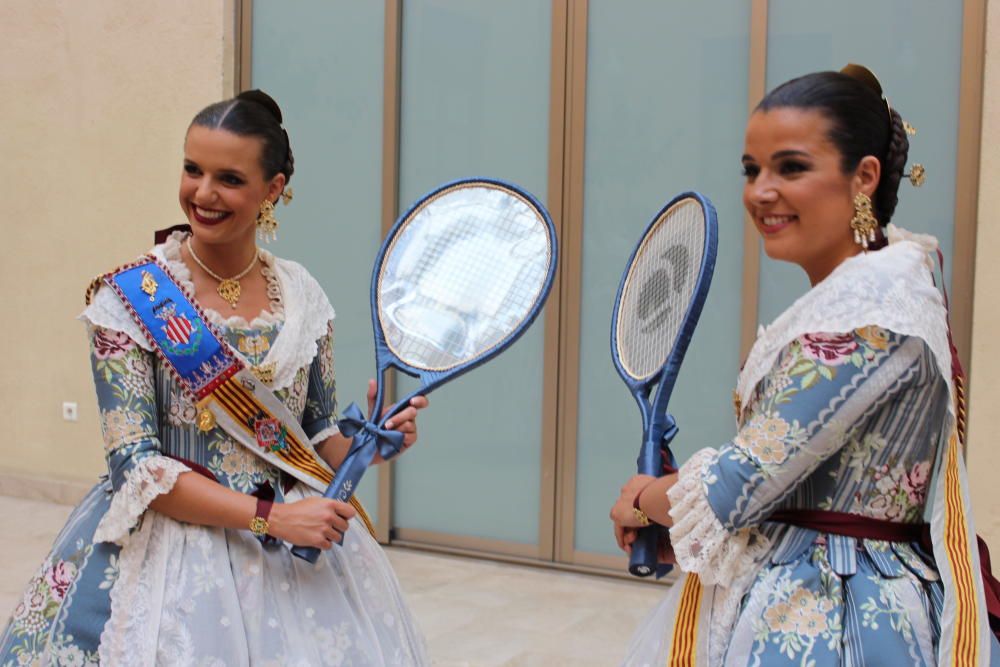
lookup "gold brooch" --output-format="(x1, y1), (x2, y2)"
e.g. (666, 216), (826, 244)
(197, 407), (216, 433)
(140, 271), (159, 301)
(251, 362), (276, 384)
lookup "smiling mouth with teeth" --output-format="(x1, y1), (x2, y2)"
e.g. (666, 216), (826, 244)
(192, 205), (231, 224)
(760, 214), (797, 230)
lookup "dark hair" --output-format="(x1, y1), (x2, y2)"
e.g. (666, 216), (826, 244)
(189, 89), (295, 186)
(756, 68), (909, 225)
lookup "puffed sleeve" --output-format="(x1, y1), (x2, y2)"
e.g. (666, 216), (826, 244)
(301, 320), (340, 444)
(667, 327), (931, 586)
(87, 322), (190, 544)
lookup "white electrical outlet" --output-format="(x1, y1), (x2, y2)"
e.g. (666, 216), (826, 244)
(62, 402), (78, 422)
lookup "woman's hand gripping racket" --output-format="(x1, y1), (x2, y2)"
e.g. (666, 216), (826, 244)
(611, 192), (717, 577)
(293, 178), (558, 562)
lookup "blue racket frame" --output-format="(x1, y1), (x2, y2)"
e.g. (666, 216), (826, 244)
(293, 177), (558, 562)
(610, 191), (718, 577)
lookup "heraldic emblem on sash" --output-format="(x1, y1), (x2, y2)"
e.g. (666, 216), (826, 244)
(153, 298), (204, 355)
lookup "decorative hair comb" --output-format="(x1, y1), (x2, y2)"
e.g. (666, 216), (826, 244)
(840, 63), (926, 188)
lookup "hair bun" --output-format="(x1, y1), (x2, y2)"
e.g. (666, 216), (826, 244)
(236, 89), (283, 124)
(839, 64), (884, 97)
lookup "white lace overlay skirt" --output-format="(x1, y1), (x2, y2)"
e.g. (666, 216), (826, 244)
(98, 512), (427, 666)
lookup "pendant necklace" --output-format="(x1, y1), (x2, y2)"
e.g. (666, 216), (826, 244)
(186, 237), (259, 309)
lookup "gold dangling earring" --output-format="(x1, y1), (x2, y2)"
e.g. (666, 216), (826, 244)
(850, 193), (878, 250)
(257, 199), (279, 243)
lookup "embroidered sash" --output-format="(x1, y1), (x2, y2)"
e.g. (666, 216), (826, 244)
(100, 255), (376, 538)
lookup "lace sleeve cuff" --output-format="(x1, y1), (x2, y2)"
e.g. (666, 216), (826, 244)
(668, 448), (770, 586)
(309, 423), (340, 446)
(93, 455), (191, 545)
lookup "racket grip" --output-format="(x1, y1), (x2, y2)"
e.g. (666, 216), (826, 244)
(291, 477), (346, 563)
(291, 437), (374, 563)
(628, 526), (660, 577)
(292, 544), (322, 563)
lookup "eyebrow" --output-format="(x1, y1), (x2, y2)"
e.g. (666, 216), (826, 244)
(771, 149), (811, 160)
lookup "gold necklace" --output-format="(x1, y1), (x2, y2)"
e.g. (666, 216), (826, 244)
(186, 237), (259, 309)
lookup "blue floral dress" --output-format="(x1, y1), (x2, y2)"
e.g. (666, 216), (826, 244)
(624, 230), (996, 666)
(0, 233), (427, 666)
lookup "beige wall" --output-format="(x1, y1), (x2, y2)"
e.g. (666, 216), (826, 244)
(968, 0), (1000, 548)
(2, 0), (999, 552)
(0, 1), (232, 481)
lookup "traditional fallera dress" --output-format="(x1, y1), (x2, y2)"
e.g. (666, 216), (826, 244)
(623, 226), (998, 666)
(0, 232), (428, 666)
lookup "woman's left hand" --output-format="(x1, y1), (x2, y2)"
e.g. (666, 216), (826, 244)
(367, 379), (429, 461)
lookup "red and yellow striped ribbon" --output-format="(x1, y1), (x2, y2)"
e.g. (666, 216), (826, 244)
(212, 376), (376, 538)
(942, 429), (980, 664)
(668, 574), (703, 666)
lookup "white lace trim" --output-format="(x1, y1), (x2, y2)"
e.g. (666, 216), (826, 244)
(260, 257), (335, 391)
(309, 423), (341, 446)
(93, 456), (191, 545)
(668, 448), (770, 587)
(736, 228), (954, 421)
(80, 230), (337, 392)
(80, 279), (155, 351)
(154, 231), (285, 329)
(98, 512), (163, 666)
(154, 231), (335, 391)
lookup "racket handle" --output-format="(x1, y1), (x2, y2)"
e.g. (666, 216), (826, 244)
(628, 526), (660, 577)
(291, 474), (346, 563)
(291, 437), (376, 563)
(292, 544), (322, 563)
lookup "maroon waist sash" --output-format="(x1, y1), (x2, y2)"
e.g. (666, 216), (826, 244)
(769, 509), (923, 542)
(771, 508), (1000, 641)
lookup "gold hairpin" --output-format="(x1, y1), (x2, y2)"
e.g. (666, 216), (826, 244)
(280, 187), (294, 205)
(905, 164), (926, 187)
(903, 121), (917, 136)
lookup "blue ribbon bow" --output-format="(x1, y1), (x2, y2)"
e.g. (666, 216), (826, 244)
(336, 402), (406, 461)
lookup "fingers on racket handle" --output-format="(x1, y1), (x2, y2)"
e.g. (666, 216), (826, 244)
(292, 530), (347, 563)
(292, 545), (321, 563)
(628, 527), (659, 578)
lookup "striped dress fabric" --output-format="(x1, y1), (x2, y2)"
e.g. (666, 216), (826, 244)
(625, 328), (1000, 666)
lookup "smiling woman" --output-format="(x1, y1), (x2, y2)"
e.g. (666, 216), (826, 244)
(0, 91), (430, 666)
(741, 108), (878, 285)
(615, 66), (999, 666)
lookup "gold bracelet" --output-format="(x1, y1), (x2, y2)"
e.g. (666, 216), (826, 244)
(632, 506), (651, 527)
(632, 483), (653, 527)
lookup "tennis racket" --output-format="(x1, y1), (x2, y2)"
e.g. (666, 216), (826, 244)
(293, 177), (558, 562)
(611, 191), (717, 577)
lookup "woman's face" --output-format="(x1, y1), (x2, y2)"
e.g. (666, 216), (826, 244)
(178, 125), (285, 246)
(741, 107), (879, 284)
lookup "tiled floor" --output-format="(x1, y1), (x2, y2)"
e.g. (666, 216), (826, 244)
(0, 496), (666, 666)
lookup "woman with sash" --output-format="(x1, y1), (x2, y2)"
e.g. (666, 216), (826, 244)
(0, 91), (429, 665)
(611, 66), (999, 665)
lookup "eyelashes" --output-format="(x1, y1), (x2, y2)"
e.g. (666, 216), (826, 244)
(182, 163), (245, 186)
(740, 160), (811, 180)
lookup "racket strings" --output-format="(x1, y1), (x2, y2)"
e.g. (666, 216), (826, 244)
(616, 200), (706, 381)
(379, 185), (552, 371)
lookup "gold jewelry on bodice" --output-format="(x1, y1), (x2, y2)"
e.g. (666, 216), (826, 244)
(186, 237), (260, 309)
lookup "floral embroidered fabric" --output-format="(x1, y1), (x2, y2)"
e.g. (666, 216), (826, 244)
(0, 234), (426, 666)
(626, 228), (1000, 666)
(628, 328), (956, 666)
